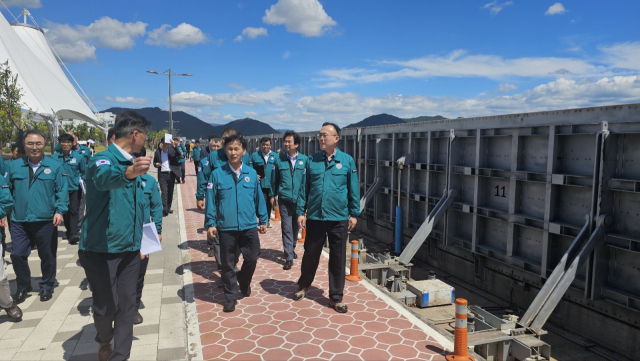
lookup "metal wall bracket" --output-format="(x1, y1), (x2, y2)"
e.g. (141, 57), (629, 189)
(360, 177), (384, 213)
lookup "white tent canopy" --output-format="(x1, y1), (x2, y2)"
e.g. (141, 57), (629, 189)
(0, 13), (102, 130)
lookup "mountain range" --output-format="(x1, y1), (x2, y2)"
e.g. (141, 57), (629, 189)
(101, 107), (447, 139)
(102, 107), (281, 140)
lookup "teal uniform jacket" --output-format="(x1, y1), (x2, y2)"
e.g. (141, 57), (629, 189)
(51, 151), (87, 192)
(8, 156), (69, 222)
(2, 159), (14, 178)
(140, 174), (163, 235)
(55, 143), (91, 162)
(204, 163), (268, 231)
(0, 175), (13, 218)
(250, 151), (277, 190)
(271, 152), (308, 204)
(296, 149), (361, 221)
(178, 144), (187, 163)
(190, 146), (202, 162)
(196, 148), (252, 200)
(79, 144), (144, 253)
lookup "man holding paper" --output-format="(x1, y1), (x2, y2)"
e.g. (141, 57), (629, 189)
(134, 146), (163, 325)
(205, 133), (268, 313)
(154, 134), (182, 217)
(78, 111), (153, 361)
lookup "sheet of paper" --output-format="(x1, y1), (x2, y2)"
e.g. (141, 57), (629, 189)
(79, 178), (86, 195)
(164, 134), (173, 143)
(141, 223), (162, 255)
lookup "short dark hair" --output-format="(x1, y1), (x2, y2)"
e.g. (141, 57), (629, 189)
(221, 128), (238, 138)
(322, 122), (341, 137)
(24, 129), (46, 142)
(10, 143), (19, 152)
(210, 137), (222, 145)
(207, 134), (218, 141)
(283, 130), (300, 145)
(195, 139), (200, 144)
(114, 111), (152, 139)
(260, 137), (271, 145)
(58, 133), (74, 143)
(223, 134), (247, 150)
(107, 127), (115, 140)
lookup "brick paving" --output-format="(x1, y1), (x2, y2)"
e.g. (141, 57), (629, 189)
(181, 161), (448, 361)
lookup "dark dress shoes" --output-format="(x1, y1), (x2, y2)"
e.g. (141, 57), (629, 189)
(133, 311), (143, 325)
(39, 289), (53, 302)
(283, 260), (293, 270)
(12, 287), (32, 304)
(163, 211), (169, 217)
(68, 235), (79, 245)
(223, 299), (237, 312)
(293, 252), (297, 259)
(240, 284), (251, 297)
(168, 210), (173, 214)
(207, 248), (215, 257)
(97, 341), (113, 361)
(2, 303), (22, 321)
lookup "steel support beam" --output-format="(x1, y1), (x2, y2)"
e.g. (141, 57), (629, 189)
(360, 176), (383, 213)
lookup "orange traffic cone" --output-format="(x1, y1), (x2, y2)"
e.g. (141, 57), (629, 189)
(299, 227), (306, 243)
(345, 240), (362, 282)
(272, 197), (281, 221)
(446, 298), (475, 361)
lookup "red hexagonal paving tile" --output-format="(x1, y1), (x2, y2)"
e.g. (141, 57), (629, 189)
(257, 335), (286, 349)
(389, 344), (420, 359)
(322, 339), (350, 354)
(374, 332), (404, 345)
(349, 335), (378, 350)
(279, 320), (304, 332)
(252, 324), (279, 336)
(312, 327), (340, 340)
(292, 344), (323, 358)
(262, 348), (294, 361)
(361, 348), (392, 360)
(227, 340), (257, 354)
(224, 327), (252, 340)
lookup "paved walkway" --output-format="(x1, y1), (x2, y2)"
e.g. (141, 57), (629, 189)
(0, 173), (189, 360)
(181, 162), (449, 361)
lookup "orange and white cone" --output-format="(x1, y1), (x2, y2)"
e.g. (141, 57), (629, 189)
(345, 240), (362, 282)
(446, 298), (475, 361)
(272, 197), (281, 221)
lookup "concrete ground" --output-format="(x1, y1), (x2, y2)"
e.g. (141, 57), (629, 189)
(0, 172), (190, 360)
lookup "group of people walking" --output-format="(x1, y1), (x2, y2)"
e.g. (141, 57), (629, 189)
(195, 122), (361, 314)
(0, 110), (361, 360)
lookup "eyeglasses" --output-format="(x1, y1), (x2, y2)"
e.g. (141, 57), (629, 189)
(25, 142), (45, 148)
(317, 133), (337, 139)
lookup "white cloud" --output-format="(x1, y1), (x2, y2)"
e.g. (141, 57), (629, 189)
(599, 42), (640, 71)
(234, 35), (244, 42)
(262, 0), (337, 37)
(145, 23), (208, 48)
(105, 96), (147, 104)
(244, 111), (258, 117)
(482, 1), (512, 15)
(545, 3), (567, 15)
(283, 51), (291, 59)
(316, 50), (603, 87)
(172, 86), (292, 108)
(227, 83), (245, 90)
(44, 17), (147, 61)
(494, 83), (518, 93)
(241, 27), (268, 39)
(7, 0), (42, 8)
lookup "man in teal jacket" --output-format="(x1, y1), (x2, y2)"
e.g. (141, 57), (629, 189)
(205, 133), (267, 313)
(176, 137), (187, 184)
(190, 139), (202, 177)
(8, 129), (68, 304)
(0, 143), (24, 258)
(51, 133), (87, 245)
(271, 131), (307, 270)
(250, 137), (276, 228)
(134, 146), (163, 326)
(78, 111), (153, 361)
(293, 122), (360, 314)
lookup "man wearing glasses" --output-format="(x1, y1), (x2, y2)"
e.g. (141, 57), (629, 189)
(7, 129), (68, 304)
(294, 122), (360, 313)
(78, 111), (153, 361)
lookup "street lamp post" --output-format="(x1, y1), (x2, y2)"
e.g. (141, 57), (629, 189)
(146, 68), (192, 135)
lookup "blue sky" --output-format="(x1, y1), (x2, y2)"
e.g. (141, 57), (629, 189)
(3, 0), (640, 131)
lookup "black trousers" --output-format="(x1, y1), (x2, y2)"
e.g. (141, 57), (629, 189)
(136, 256), (149, 309)
(219, 228), (261, 300)
(77, 192), (85, 234)
(10, 221), (57, 291)
(297, 220), (348, 303)
(64, 190), (82, 237)
(158, 171), (177, 212)
(193, 160), (200, 177)
(180, 162), (186, 183)
(262, 188), (272, 220)
(79, 250), (140, 361)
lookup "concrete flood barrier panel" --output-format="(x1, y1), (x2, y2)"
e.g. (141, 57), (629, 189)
(246, 103), (640, 360)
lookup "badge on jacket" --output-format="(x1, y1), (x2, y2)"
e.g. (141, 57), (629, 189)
(44, 169), (51, 174)
(207, 183), (213, 189)
(336, 164), (342, 169)
(299, 161), (303, 165)
(245, 177), (250, 183)
(70, 158), (76, 164)
(96, 159), (111, 167)
(142, 182), (146, 188)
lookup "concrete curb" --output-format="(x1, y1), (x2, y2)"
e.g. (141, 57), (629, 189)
(176, 184), (204, 360)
